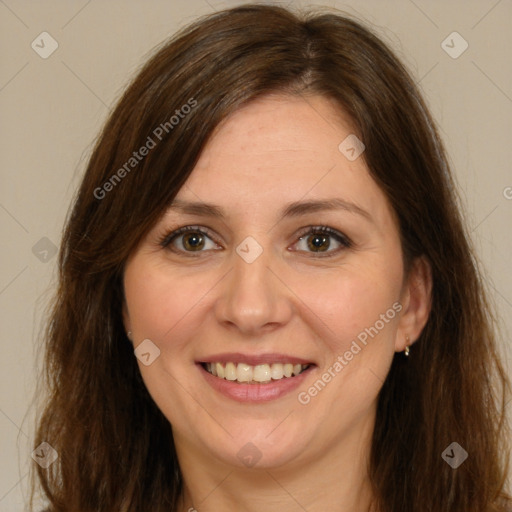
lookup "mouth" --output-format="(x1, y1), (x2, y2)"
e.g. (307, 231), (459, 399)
(197, 354), (316, 402)
(201, 361), (311, 384)
(197, 353), (316, 402)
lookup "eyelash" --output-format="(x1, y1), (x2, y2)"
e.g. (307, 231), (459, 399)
(158, 225), (352, 258)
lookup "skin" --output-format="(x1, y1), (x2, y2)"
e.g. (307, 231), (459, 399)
(123, 94), (431, 512)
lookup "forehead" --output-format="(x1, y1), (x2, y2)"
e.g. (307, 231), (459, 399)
(199, 93), (352, 161)
(172, 94), (393, 227)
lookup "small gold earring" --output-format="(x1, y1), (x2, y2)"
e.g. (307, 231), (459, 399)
(127, 331), (132, 340)
(404, 335), (410, 356)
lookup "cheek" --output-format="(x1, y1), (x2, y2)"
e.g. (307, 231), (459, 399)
(123, 259), (209, 348)
(291, 271), (402, 426)
(288, 258), (403, 356)
(123, 260), (211, 421)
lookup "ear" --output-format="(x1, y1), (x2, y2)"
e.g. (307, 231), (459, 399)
(122, 298), (132, 340)
(395, 256), (432, 352)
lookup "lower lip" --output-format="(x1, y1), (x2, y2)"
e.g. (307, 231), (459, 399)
(198, 364), (315, 403)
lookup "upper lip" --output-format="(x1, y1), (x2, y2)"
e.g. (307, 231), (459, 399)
(197, 352), (315, 366)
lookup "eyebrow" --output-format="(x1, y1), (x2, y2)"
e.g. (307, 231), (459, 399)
(167, 198), (373, 222)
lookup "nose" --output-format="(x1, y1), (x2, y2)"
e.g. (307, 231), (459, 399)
(214, 241), (294, 335)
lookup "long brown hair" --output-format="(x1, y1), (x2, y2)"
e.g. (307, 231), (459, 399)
(32, 4), (510, 511)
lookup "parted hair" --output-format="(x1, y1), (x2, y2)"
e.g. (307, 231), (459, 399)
(32, 4), (510, 511)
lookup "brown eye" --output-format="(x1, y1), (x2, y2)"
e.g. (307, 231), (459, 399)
(160, 226), (221, 255)
(306, 234), (331, 252)
(291, 226), (351, 256)
(182, 232), (205, 251)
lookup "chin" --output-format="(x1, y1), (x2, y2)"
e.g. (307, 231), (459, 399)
(196, 419), (315, 470)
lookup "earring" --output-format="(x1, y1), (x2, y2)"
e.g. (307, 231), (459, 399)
(127, 331), (132, 340)
(404, 335), (410, 356)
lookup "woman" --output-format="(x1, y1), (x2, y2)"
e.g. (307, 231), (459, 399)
(32, 4), (511, 511)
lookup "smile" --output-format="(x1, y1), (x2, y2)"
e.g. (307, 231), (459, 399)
(202, 362), (310, 384)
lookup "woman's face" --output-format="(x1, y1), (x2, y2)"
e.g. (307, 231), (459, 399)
(123, 94), (420, 471)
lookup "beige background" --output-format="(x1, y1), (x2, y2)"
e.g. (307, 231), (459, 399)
(0, 0), (510, 509)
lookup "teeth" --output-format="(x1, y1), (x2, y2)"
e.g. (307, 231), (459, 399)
(225, 362), (237, 381)
(236, 363), (252, 382)
(204, 362), (310, 383)
(271, 363), (284, 380)
(253, 364), (271, 383)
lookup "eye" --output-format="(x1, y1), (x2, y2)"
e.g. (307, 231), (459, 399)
(159, 224), (351, 258)
(159, 226), (221, 254)
(290, 226), (352, 256)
